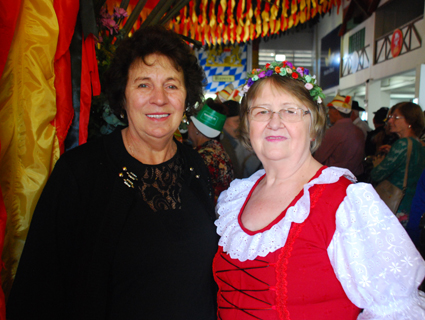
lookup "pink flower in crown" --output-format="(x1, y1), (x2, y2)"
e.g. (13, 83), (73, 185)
(305, 83), (313, 90)
(286, 61), (293, 69)
(258, 71), (266, 78)
(296, 67), (304, 77)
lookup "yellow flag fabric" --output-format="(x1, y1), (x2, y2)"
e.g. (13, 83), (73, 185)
(0, 0), (60, 298)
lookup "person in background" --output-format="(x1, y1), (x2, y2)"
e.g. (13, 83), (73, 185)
(351, 100), (371, 139)
(371, 102), (425, 226)
(187, 99), (234, 204)
(365, 107), (390, 156)
(314, 95), (365, 179)
(213, 61), (425, 319)
(407, 169), (425, 251)
(420, 110), (425, 142)
(7, 26), (218, 320)
(221, 100), (262, 178)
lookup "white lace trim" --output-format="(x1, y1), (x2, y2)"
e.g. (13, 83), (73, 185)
(215, 166), (356, 261)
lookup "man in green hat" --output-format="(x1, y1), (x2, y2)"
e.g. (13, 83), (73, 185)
(187, 99), (234, 204)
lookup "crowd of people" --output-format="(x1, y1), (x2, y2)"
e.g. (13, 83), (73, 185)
(6, 25), (425, 319)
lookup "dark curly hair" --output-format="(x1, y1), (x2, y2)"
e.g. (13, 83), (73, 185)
(103, 25), (205, 122)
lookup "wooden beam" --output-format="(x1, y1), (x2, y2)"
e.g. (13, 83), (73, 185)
(351, 0), (370, 17)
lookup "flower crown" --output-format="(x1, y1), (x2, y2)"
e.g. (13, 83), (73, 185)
(241, 61), (325, 104)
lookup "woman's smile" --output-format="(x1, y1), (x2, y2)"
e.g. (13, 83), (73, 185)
(146, 113), (171, 120)
(265, 135), (286, 142)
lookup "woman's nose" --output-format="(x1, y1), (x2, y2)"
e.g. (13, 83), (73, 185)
(267, 112), (283, 129)
(150, 87), (167, 105)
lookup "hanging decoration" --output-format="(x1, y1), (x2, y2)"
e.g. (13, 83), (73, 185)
(105, 0), (342, 46)
(176, 0), (342, 45)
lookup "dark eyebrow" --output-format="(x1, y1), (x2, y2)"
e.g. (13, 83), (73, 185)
(132, 77), (182, 84)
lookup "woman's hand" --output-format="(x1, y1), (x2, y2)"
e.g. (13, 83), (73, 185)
(372, 154), (385, 167)
(377, 144), (392, 154)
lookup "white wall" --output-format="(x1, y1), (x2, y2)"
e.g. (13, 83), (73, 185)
(315, 2), (425, 116)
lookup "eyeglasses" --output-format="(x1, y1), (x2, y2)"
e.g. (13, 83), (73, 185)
(387, 115), (404, 120)
(248, 106), (311, 123)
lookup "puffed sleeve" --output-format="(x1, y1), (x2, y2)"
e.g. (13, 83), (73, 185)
(327, 182), (425, 319)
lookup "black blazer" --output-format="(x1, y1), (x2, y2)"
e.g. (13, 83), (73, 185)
(7, 128), (216, 320)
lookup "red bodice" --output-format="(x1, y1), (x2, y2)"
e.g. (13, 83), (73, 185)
(213, 172), (361, 320)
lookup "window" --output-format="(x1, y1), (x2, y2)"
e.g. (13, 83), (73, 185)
(349, 28), (365, 54)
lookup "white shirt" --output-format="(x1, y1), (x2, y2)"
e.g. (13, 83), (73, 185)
(216, 167), (425, 319)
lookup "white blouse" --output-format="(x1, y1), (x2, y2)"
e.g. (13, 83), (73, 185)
(215, 167), (425, 319)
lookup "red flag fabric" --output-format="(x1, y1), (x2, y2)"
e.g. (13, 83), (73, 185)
(0, 1), (22, 78)
(53, 0), (80, 154)
(79, 34), (101, 145)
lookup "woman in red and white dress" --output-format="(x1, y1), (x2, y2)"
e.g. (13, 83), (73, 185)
(213, 62), (425, 320)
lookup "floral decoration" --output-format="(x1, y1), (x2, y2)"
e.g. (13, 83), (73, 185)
(241, 61), (326, 104)
(89, 5), (128, 140)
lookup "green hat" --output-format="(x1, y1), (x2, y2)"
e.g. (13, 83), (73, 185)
(190, 104), (227, 138)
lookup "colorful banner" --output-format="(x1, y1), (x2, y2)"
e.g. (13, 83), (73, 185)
(0, 0), (60, 299)
(197, 44), (247, 95)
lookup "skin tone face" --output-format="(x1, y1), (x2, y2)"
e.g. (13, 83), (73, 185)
(388, 109), (412, 138)
(248, 81), (312, 166)
(123, 54), (187, 162)
(223, 116), (240, 139)
(328, 106), (339, 125)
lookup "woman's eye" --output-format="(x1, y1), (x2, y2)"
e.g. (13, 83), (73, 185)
(138, 83), (148, 88)
(284, 109), (297, 115)
(167, 85), (178, 89)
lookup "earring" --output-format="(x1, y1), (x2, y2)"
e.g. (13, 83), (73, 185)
(409, 125), (412, 128)
(196, 131), (199, 135)
(120, 111), (125, 119)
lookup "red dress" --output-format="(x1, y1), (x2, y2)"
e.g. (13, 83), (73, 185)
(213, 168), (361, 320)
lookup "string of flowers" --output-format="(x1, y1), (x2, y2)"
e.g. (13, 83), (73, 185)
(241, 61), (325, 104)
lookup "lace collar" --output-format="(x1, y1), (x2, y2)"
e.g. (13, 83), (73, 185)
(215, 166), (356, 261)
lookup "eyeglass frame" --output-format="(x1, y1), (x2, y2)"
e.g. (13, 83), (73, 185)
(248, 106), (311, 123)
(387, 114), (404, 120)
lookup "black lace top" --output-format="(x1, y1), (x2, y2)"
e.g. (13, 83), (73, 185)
(108, 133), (218, 320)
(136, 150), (184, 211)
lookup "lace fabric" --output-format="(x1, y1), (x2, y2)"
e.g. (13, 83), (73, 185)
(136, 153), (184, 212)
(215, 167), (356, 261)
(329, 182), (425, 319)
